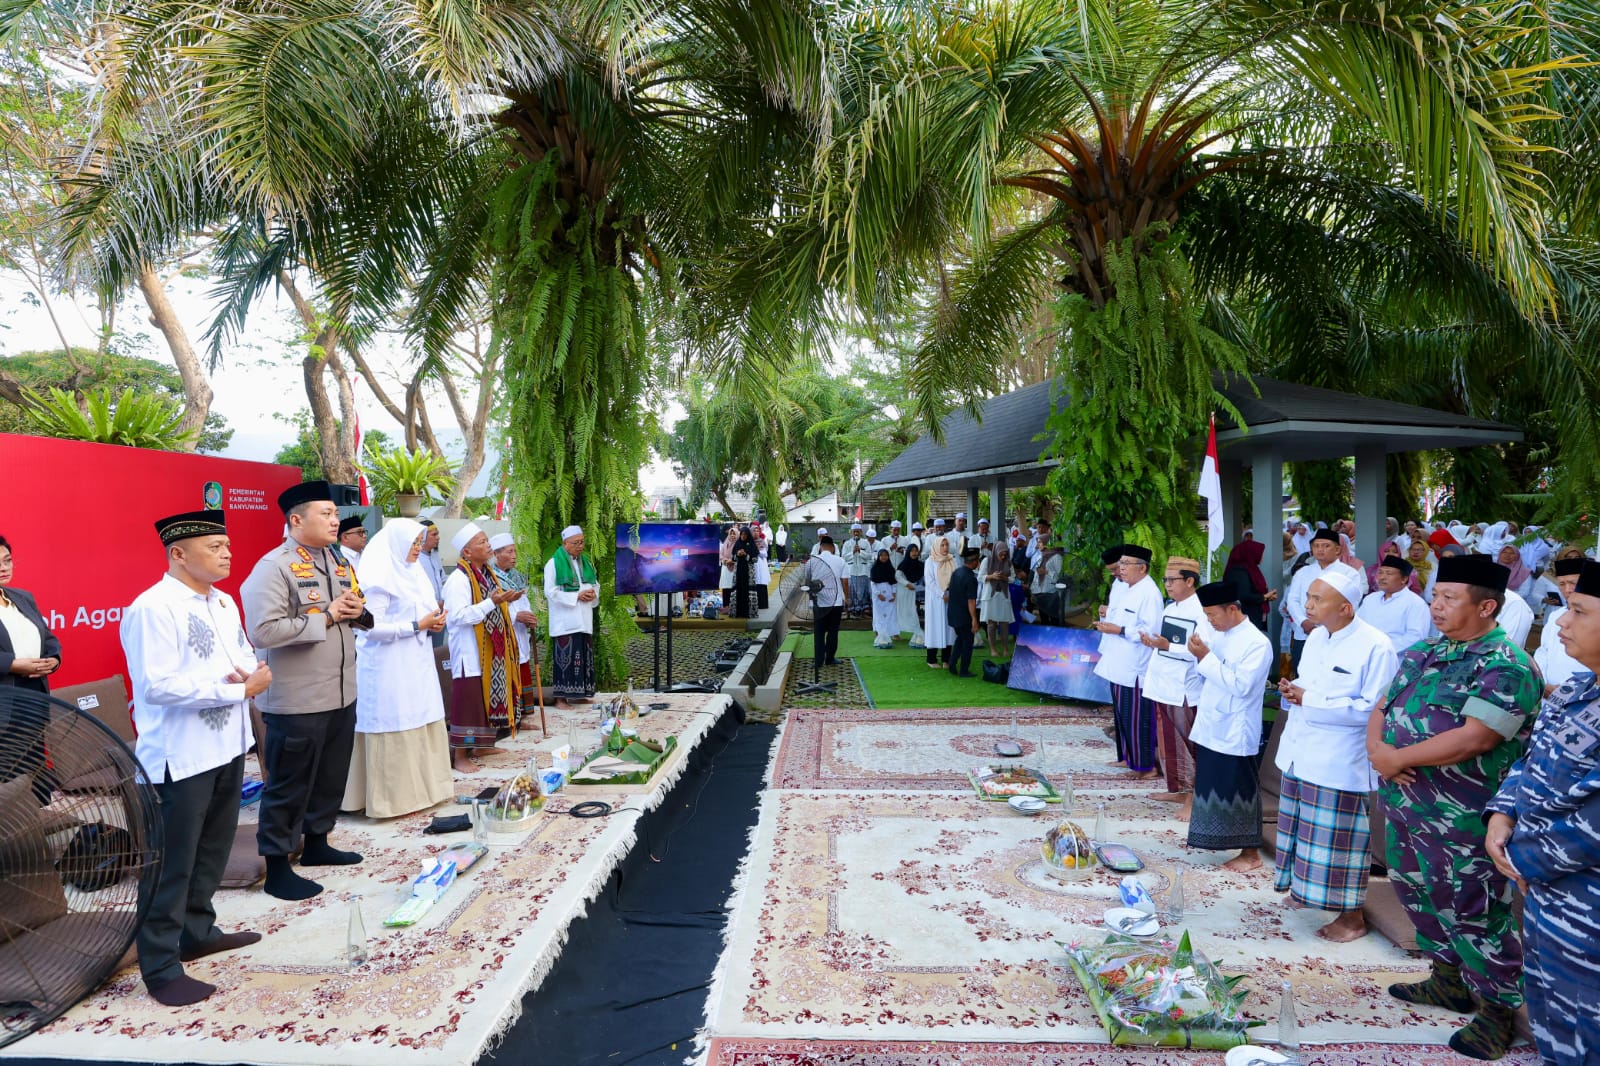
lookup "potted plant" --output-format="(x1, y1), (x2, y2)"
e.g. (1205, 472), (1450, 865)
(360, 445), (455, 516)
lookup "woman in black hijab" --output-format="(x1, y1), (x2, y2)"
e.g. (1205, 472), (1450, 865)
(869, 548), (899, 648)
(733, 525), (759, 618)
(895, 542), (926, 648)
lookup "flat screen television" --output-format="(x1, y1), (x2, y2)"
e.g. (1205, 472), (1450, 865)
(1006, 623), (1113, 704)
(615, 522), (726, 595)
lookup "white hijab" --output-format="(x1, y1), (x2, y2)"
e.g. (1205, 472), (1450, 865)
(355, 518), (434, 617)
(1477, 520), (1510, 558)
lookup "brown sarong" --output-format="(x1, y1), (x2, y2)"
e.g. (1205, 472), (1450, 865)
(448, 675), (497, 750)
(1154, 700), (1197, 793)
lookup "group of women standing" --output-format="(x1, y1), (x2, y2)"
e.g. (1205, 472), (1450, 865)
(865, 535), (1021, 662)
(718, 523), (771, 618)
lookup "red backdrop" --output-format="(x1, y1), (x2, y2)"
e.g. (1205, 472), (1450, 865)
(0, 434), (303, 690)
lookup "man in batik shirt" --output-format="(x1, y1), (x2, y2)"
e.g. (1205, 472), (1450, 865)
(1367, 554), (1539, 1061)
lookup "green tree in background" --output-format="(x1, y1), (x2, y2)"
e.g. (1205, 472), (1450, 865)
(1291, 459), (1353, 525)
(0, 348), (233, 452)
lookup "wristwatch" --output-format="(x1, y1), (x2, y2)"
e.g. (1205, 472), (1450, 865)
(412, 620), (421, 633)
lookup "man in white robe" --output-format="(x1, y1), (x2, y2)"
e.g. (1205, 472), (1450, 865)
(843, 522), (873, 617)
(1358, 554), (1431, 655)
(543, 525), (600, 708)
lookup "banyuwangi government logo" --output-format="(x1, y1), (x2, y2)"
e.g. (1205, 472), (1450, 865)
(203, 481), (223, 508)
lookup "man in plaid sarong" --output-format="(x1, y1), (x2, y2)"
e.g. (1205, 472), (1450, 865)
(1274, 565), (1397, 941)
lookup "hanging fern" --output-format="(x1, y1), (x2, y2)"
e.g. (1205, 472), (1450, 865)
(1045, 232), (1247, 588)
(487, 156), (661, 684)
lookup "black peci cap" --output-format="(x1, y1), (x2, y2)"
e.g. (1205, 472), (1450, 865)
(278, 480), (336, 514)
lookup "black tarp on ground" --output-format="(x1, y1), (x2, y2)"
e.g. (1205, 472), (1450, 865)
(4, 702), (775, 1066)
(485, 702), (774, 1066)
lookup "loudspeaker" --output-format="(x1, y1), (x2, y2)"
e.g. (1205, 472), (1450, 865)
(329, 483), (362, 506)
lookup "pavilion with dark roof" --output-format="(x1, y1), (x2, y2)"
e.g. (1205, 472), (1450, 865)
(866, 374), (1521, 630)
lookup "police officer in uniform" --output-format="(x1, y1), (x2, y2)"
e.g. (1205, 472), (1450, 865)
(241, 480), (373, 901)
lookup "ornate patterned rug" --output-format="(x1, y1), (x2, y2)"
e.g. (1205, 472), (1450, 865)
(703, 1037), (1541, 1064)
(702, 790), (1495, 1050)
(17, 693), (732, 1066)
(768, 706), (1149, 792)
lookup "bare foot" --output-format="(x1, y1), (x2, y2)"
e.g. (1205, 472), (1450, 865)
(1283, 894), (1307, 911)
(1105, 759), (1128, 767)
(1128, 770), (1159, 780)
(1152, 792), (1187, 803)
(1316, 912), (1369, 942)
(1222, 850), (1264, 873)
(1178, 801), (1193, 819)
(452, 755), (480, 773)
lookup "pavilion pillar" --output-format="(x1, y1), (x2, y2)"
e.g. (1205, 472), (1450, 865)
(1353, 445), (1387, 565)
(1252, 451), (1285, 646)
(967, 486), (980, 531)
(1220, 459), (1244, 546)
(905, 488), (918, 527)
(990, 476), (1006, 535)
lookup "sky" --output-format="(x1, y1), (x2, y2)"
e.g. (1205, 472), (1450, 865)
(1, 269), (684, 496)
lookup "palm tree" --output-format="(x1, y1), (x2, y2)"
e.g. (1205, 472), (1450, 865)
(728, 0), (1589, 573)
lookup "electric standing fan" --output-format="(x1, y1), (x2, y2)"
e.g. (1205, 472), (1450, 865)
(776, 553), (842, 696)
(0, 689), (163, 1049)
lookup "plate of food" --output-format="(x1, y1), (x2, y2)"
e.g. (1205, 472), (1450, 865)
(969, 765), (1063, 802)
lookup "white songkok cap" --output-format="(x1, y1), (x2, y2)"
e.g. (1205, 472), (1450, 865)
(1315, 562), (1366, 608)
(451, 522), (484, 552)
(977, 517), (989, 525)
(955, 512), (967, 520)
(816, 527), (827, 537)
(560, 524), (583, 541)
(890, 520), (902, 528)
(911, 522), (923, 530)
(488, 533), (515, 551)
(933, 518), (946, 527)
(851, 522), (863, 530)
(865, 527), (877, 538)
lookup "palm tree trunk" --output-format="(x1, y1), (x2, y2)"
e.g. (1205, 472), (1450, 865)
(137, 262), (210, 451)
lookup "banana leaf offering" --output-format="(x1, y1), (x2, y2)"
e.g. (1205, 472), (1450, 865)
(1062, 931), (1261, 1048)
(570, 735), (678, 785)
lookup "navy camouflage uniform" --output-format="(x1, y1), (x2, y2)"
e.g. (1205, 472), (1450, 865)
(1378, 625), (1539, 1008)
(1487, 671), (1600, 1064)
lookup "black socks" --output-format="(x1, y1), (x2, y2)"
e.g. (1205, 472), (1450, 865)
(263, 856), (323, 900)
(300, 833), (363, 866)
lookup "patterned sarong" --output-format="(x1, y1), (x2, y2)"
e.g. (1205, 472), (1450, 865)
(1153, 700), (1197, 793)
(1188, 745), (1262, 851)
(1110, 680), (1157, 773)
(1273, 773), (1370, 911)
(552, 632), (596, 700)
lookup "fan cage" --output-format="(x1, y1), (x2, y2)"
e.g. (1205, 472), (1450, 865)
(0, 689), (163, 1049)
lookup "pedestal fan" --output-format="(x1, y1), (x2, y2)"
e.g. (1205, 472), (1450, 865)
(0, 689), (163, 1049)
(775, 554), (841, 697)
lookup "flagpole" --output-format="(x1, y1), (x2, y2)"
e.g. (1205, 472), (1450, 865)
(1199, 413), (1224, 585)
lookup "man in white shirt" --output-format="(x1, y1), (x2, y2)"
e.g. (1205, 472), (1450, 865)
(925, 517), (950, 559)
(1139, 556), (1211, 814)
(542, 524), (600, 711)
(123, 510), (271, 1006)
(1285, 528), (1343, 671)
(879, 520), (908, 566)
(1498, 587), (1535, 648)
(1358, 553), (1431, 655)
(489, 533), (540, 726)
(806, 534), (849, 667)
(907, 521), (925, 559)
(950, 512), (971, 554)
(971, 517), (992, 561)
(1092, 544), (1163, 779)
(1275, 564), (1398, 942)
(445, 523), (524, 771)
(843, 522), (873, 617)
(337, 515), (367, 570)
(1186, 580), (1276, 872)
(1533, 557), (1586, 693)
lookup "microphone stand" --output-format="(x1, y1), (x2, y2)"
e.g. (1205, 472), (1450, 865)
(794, 573), (837, 697)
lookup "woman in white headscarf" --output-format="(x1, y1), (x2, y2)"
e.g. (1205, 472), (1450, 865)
(1477, 520), (1510, 558)
(923, 537), (955, 667)
(342, 518), (453, 818)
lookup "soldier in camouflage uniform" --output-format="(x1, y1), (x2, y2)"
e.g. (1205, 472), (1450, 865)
(1367, 554), (1539, 1061)
(1486, 559), (1600, 1066)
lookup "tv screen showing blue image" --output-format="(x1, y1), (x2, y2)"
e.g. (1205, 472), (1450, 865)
(615, 522), (726, 595)
(1007, 623), (1113, 704)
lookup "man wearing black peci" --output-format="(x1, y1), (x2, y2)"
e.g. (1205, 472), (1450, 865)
(946, 547), (983, 676)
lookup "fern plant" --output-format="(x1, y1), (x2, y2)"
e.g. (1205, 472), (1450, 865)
(21, 386), (198, 450)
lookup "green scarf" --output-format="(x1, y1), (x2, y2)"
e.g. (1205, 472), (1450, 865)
(553, 547), (597, 591)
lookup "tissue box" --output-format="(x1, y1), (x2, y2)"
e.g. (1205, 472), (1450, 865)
(412, 858), (458, 901)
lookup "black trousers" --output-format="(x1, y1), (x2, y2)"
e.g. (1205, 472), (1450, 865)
(0, 686), (55, 804)
(814, 605), (842, 664)
(950, 626), (976, 675)
(1290, 637), (1306, 672)
(257, 702), (356, 857)
(138, 755), (245, 986)
(925, 645), (951, 665)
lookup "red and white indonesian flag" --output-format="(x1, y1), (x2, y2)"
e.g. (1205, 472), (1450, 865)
(353, 410), (371, 506)
(1199, 414), (1224, 553)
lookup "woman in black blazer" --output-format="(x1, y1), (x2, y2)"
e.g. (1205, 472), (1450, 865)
(0, 535), (62, 803)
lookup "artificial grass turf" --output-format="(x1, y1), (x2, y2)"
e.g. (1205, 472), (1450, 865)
(783, 629), (1060, 709)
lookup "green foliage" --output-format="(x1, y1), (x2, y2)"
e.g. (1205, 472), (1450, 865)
(1290, 459), (1352, 524)
(489, 155), (657, 688)
(0, 347), (232, 451)
(270, 413), (389, 480)
(21, 385), (198, 450)
(358, 443), (455, 509)
(1045, 235), (1246, 588)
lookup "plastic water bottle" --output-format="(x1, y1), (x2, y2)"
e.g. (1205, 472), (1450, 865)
(1059, 773), (1075, 812)
(1166, 868), (1186, 924)
(1277, 980), (1299, 1049)
(1093, 803), (1108, 845)
(347, 895), (369, 967)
